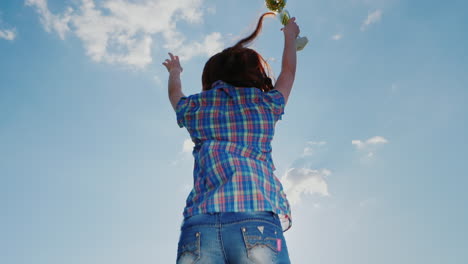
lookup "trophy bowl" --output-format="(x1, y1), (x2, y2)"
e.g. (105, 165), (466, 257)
(265, 0), (287, 13)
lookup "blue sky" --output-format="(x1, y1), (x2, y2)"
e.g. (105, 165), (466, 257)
(1, 0), (467, 263)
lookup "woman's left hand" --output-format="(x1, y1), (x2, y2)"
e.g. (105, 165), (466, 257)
(162, 53), (183, 74)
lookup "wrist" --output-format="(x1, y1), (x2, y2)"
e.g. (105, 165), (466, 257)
(169, 69), (182, 75)
(283, 32), (297, 41)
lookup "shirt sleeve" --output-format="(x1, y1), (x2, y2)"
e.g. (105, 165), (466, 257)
(175, 96), (189, 128)
(263, 89), (285, 121)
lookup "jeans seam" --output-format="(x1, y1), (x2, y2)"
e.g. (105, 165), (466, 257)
(218, 226), (229, 263)
(217, 215), (229, 263)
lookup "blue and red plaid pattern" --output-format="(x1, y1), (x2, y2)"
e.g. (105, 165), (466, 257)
(176, 80), (291, 230)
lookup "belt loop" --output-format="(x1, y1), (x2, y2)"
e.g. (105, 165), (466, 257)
(216, 212), (221, 227)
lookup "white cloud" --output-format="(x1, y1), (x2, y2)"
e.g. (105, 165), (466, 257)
(26, 0), (224, 68)
(280, 141), (331, 205)
(331, 34), (342, 40)
(352, 136), (388, 149)
(0, 28), (16, 41)
(182, 138), (194, 154)
(360, 9), (382, 31)
(168, 31), (224, 61)
(25, 0), (72, 39)
(368, 136), (388, 144)
(352, 136), (388, 159)
(281, 168), (331, 205)
(171, 138), (194, 166)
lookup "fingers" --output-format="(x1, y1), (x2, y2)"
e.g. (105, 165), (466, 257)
(285, 17), (299, 29)
(167, 53), (180, 63)
(281, 17), (297, 31)
(285, 17), (296, 26)
(282, 17), (300, 39)
(162, 52), (183, 73)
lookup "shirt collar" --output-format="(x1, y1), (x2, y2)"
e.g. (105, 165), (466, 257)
(211, 80), (235, 90)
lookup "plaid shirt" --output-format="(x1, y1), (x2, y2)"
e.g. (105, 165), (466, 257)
(176, 80), (291, 231)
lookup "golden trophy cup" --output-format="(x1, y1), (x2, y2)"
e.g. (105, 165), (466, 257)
(265, 0), (308, 51)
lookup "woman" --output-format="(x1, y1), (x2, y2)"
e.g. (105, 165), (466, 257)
(163, 12), (300, 264)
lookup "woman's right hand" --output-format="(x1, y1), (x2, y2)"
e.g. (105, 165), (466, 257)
(282, 17), (300, 39)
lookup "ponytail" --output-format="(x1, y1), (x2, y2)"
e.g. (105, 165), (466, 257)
(234, 12), (275, 48)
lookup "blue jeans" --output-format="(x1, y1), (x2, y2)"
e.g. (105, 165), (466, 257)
(176, 211), (291, 264)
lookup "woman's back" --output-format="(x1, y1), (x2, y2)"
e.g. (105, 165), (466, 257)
(177, 80), (290, 225)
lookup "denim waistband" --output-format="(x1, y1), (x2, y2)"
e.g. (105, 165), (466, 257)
(181, 211), (280, 230)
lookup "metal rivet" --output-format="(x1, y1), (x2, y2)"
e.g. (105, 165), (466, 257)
(242, 228), (246, 232)
(196, 232), (200, 237)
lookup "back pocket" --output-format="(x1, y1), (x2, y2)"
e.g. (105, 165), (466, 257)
(177, 230), (201, 264)
(241, 224), (279, 263)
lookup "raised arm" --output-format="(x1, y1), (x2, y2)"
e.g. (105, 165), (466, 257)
(163, 53), (185, 111)
(274, 18), (300, 105)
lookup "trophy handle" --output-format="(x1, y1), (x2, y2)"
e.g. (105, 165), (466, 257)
(296, 36), (308, 51)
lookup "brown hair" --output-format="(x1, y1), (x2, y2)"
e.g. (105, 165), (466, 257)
(202, 12), (275, 92)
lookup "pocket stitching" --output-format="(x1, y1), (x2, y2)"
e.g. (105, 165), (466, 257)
(177, 232), (201, 264)
(241, 226), (279, 262)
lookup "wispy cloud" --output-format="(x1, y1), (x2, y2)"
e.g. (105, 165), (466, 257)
(360, 9), (382, 31)
(352, 136), (388, 149)
(302, 141), (327, 157)
(26, 0), (224, 68)
(331, 34), (343, 40)
(25, 0), (72, 39)
(0, 28), (16, 41)
(352, 136), (388, 158)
